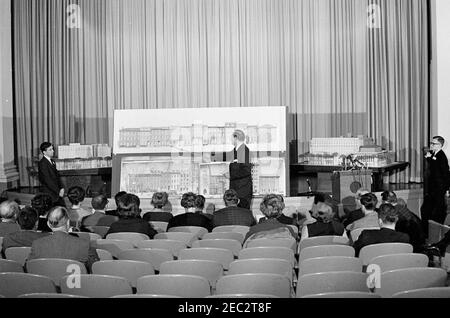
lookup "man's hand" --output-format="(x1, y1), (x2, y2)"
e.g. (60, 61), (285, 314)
(425, 152), (432, 159)
(446, 190), (450, 198)
(59, 188), (65, 197)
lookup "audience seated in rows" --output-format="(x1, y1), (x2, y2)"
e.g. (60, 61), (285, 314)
(142, 192), (173, 223)
(31, 193), (53, 232)
(353, 203), (410, 256)
(346, 193), (379, 232)
(213, 189), (256, 228)
(167, 193), (213, 232)
(2, 206), (50, 254)
(81, 194), (118, 229)
(67, 186), (92, 227)
(244, 194), (297, 246)
(28, 206), (99, 272)
(301, 201), (346, 241)
(106, 193), (157, 239)
(0, 200), (20, 237)
(381, 191), (425, 252)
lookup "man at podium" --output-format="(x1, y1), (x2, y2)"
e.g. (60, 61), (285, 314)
(223, 130), (253, 210)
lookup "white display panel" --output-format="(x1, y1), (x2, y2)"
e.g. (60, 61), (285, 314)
(112, 107), (288, 197)
(113, 107), (286, 154)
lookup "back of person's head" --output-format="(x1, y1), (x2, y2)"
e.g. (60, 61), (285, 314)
(18, 206), (39, 230)
(377, 203), (398, 224)
(194, 195), (205, 211)
(117, 193), (141, 218)
(181, 192), (196, 210)
(233, 130), (246, 142)
(114, 191), (127, 206)
(39, 142), (53, 153)
(151, 192), (168, 209)
(0, 200), (20, 221)
(67, 186), (85, 205)
(433, 136), (445, 147)
(312, 202), (334, 223)
(381, 191), (397, 204)
(31, 194), (54, 216)
(260, 194), (285, 219)
(360, 193), (378, 211)
(47, 206), (69, 230)
(91, 194), (108, 210)
(223, 189), (239, 207)
(313, 193), (326, 205)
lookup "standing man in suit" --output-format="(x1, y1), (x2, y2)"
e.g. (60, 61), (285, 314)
(421, 136), (450, 235)
(224, 130), (253, 210)
(38, 142), (65, 207)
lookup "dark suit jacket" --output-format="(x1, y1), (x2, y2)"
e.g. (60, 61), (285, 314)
(213, 206), (256, 227)
(307, 221), (345, 237)
(394, 205), (425, 252)
(38, 157), (64, 201)
(2, 230), (51, 253)
(81, 211), (118, 228)
(167, 213), (213, 232)
(142, 211), (173, 223)
(343, 209), (364, 227)
(223, 144), (250, 164)
(28, 231), (99, 271)
(353, 228), (410, 257)
(426, 150), (450, 192)
(107, 218), (157, 239)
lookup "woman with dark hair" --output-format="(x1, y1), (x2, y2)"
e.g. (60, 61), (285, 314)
(31, 193), (54, 232)
(301, 202), (346, 240)
(142, 192), (173, 222)
(167, 193), (213, 232)
(106, 193), (157, 238)
(67, 186), (92, 227)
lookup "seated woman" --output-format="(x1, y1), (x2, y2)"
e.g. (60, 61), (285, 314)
(142, 192), (173, 222)
(243, 194), (298, 246)
(67, 186), (92, 228)
(31, 193), (54, 232)
(167, 193), (213, 232)
(107, 193), (157, 239)
(301, 201), (346, 241)
(353, 203), (410, 257)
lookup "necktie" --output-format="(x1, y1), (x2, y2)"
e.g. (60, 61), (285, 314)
(233, 148), (238, 161)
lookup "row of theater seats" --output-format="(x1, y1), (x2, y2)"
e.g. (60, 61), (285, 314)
(1, 226), (449, 298)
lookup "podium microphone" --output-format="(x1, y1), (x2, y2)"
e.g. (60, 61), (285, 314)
(306, 179), (312, 193)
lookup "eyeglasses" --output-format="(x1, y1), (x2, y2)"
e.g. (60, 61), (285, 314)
(430, 142), (440, 145)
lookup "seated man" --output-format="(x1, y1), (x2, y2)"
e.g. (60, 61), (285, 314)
(0, 200), (21, 237)
(2, 206), (51, 253)
(28, 206), (99, 272)
(106, 193), (157, 239)
(81, 194), (118, 229)
(244, 194), (297, 246)
(105, 191), (127, 217)
(346, 193), (380, 232)
(167, 193), (213, 232)
(353, 203), (410, 257)
(381, 190), (425, 252)
(213, 189), (256, 228)
(301, 201), (346, 240)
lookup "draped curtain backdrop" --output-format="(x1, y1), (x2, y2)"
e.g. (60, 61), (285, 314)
(13, 0), (428, 187)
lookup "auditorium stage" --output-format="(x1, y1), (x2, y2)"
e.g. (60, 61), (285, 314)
(5, 184), (424, 220)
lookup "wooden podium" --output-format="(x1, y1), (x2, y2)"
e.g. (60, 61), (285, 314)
(331, 169), (372, 203)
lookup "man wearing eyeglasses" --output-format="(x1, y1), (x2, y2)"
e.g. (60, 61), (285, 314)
(421, 136), (450, 236)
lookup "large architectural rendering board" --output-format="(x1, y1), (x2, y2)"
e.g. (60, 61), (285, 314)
(112, 107), (288, 198)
